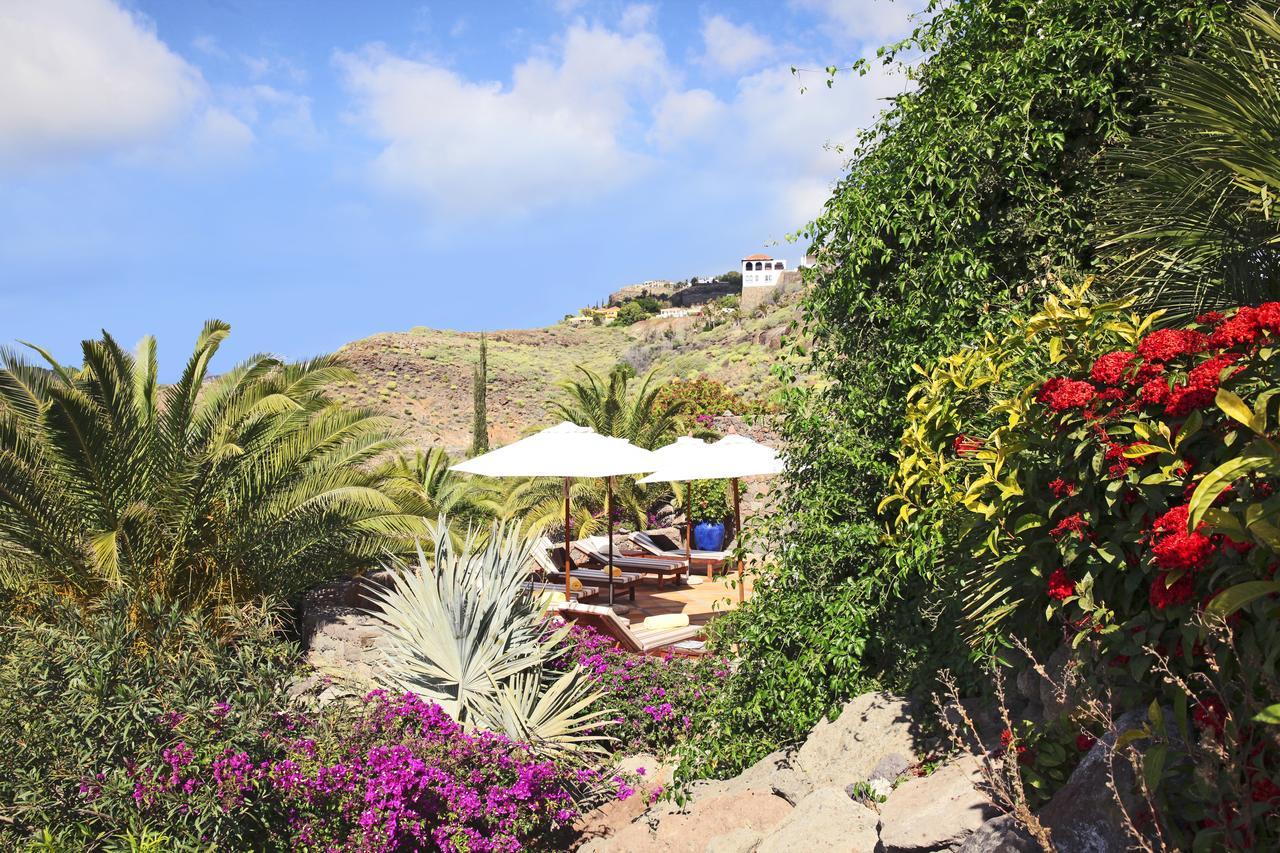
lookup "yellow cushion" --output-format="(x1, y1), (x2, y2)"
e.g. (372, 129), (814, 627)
(606, 566), (625, 578)
(568, 577), (584, 592)
(642, 613), (690, 630)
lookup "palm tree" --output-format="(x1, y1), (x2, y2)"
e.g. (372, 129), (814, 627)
(551, 365), (686, 449)
(0, 321), (430, 608)
(1099, 2), (1280, 317)
(379, 447), (501, 542)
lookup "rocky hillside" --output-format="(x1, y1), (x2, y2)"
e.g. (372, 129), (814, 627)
(330, 293), (807, 453)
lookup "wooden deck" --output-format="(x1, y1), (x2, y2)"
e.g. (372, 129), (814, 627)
(589, 572), (753, 627)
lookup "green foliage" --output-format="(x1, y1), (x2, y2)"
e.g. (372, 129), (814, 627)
(0, 592), (304, 847)
(688, 480), (731, 524)
(701, 0), (1233, 780)
(891, 294), (1280, 846)
(0, 322), (427, 609)
(612, 301), (656, 326)
(654, 375), (769, 436)
(471, 332), (489, 456)
(366, 519), (610, 757)
(1100, 2), (1280, 318)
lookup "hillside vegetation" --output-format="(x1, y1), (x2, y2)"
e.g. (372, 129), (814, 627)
(331, 293), (805, 452)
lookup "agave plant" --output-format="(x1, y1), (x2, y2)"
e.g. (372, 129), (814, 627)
(0, 321), (429, 608)
(365, 518), (610, 757)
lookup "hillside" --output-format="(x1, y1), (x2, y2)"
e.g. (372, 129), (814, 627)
(332, 292), (807, 453)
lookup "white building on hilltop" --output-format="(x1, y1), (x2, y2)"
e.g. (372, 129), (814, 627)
(741, 253), (788, 310)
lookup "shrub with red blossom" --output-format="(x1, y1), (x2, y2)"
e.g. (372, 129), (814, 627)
(889, 287), (1280, 848)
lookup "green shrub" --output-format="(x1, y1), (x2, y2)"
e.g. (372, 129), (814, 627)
(0, 593), (305, 847)
(0, 322), (429, 609)
(703, 0), (1234, 781)
(888, 285), (1280, 847)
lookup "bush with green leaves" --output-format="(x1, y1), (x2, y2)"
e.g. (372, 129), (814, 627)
(0, 592), (305, 848)
(696, 0), (1235, 782)
(0, 322), (428, 609)
(887, 282), (1280, 847)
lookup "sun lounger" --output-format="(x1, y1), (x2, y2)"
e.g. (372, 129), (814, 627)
(630, 530), (731, 578)
(524, 580), (598, 601)
(530, 538), (640, 602)
(556, 601), (708, 657)
(572, 536), (689, 590)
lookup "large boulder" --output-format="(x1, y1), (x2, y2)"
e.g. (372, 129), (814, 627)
(955, 815), (1039, 853)
(794, 692), (922, 788)
(879, 755), (999, 853)
(579, 789), (793, 853)
(756, 786), (881, 853)
(1036, 707), (1176, 853)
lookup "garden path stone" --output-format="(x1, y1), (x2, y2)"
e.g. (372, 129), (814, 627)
(879, 754), (997, 853)
(755, 786), (880, 853)
(704, 827), (763, 853)
(579, 789), (793, 853)
(869, 752), (910, 782)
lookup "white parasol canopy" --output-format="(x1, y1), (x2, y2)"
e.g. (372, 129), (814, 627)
(452, 421), (656, 478)
(451, 421), (657, 605)
(638, 433), (783, 599)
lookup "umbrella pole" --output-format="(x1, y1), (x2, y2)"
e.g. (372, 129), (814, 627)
(686, 485), (693, 569)
(733, 477), (744, 603)
(563, 477), (572, 600)
(606, 476), (615, 606)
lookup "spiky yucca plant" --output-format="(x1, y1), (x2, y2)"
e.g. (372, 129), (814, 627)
(365, 518), (609, 757)
(0, 321), (428, 608)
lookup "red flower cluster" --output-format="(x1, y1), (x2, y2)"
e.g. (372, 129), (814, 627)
(953, 434), (982, 456)
(1075, 733), (1096, 752)
(1149, 573), (1194, 610)
(1047, 568), (1076, 601)
(1050, 512), (1089, 540)
(1090, 351), (1138, 385)
(1138, 328), (1207, 363)
(1193, 696), (1228, 739)
(1048, 478), (1076, 498)
(1149, 505), (1216, 574)
(1037, 377), (1095, 411)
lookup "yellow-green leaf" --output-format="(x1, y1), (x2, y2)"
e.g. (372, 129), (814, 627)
(1216, 388), (1254, 429)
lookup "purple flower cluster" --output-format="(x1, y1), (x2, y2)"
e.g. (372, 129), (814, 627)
(555, 624), (726, 755)
(121, 691), (585, 852)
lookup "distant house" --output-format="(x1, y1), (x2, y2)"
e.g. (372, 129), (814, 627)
(741, 253), (788, 311)
(659, 306), (699, 319)
(596, 306), (620, 321)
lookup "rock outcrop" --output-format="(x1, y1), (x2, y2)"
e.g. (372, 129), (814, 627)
(578, 691), (998, 853)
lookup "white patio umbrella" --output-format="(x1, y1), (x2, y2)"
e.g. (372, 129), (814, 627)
(634, 437), (714, 575)
(451, 421), (657, 605)
(640, 434), (783, 601)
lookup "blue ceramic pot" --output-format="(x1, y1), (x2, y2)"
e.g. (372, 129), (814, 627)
(693, 521), (725, 551)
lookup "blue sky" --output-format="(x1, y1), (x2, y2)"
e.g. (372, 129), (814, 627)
(0, 0), (922, 373)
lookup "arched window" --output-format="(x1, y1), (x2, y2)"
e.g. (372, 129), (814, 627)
(776, 261), (785, 270)
(754, 261), (763, 270)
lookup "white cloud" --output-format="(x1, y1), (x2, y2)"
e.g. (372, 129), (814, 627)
(619, 4), (656, 32)
(790, 0), (927, 43)
(0, 0), (204, 165)
(700, 15), (771, 74)
(338, 24), (671, 217)
(648, 89), (723, 149)
(696, 59), (908, 224)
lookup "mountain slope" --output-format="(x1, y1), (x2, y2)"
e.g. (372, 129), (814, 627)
(332, 294), (806, 453)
